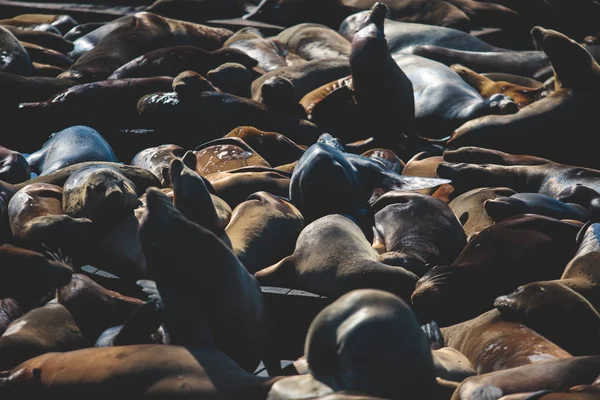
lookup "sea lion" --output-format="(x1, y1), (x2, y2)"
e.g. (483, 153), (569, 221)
(225, 27), (306, 73)
(259, 76), (308, 118)
(57, 274), (144, 345)
(452, 356), (600, 400)
(484, 193), (592, 223)
(361, 148), (404, 173)
(130, 144), (185, 186)
(26, 126), (118, 176)
(204, 166), (292, 209)
(481, 72), (545, 88)
(434, 309), (572, 374)
(61, 165), (139, 224)
(0, 303), (84, 370)
(495, 281), (600, 356)
(61, 12), (233, 82)
(0, 299), (22, 337)
(63, 22), (105, 42)
(224, 126), (305, 167)
(411, 215), (581, 326)
(139, 187), (268, 373)
(447, 28), (600, 169)
(267, 289), (437, 399)
(0, 25), (32, 76)
(451, 64), (546, 108)
(107, 45), (257, 80)
(251, 58), (350, 103)
(20, 41), (72, 69)
(448, 187), (517, 240)
(436, 147), (600, 200)
(137, 89), (322, 146)
(0, 246), (72, 311)
(0, 147), (30, 184)
(17, 77), (174, 150)
(226, 191), (304, 273)
(8, 183), (93, 250)
(193, 137), (270, 176)
(255, 214), (419, 301)
(275, 23), (351, 61)
(172, 70), (217, 98)
(0, 14), (77, 35)
(289, 138), (450, 222)
(31, 62), (64, 78)
(371, 191), (467, 276)
(0, 25), (73, 54)
(207, 62), (254, 98)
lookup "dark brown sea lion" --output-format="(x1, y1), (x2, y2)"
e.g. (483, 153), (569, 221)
(371, 191), (467, 276)
(411, 215), (581, 326)
(8, 183), (93, 250)
(275, 23), (351, 61)
(0, 299), (22, 337)
(130, 144), (185, 186)
(225, 27), (306, 73)
(495, 281), (600, 356)
(0, 303), (84, 370)
(172, 70), (217, 97)
(0, 25), (32, 76)
(26, 126), (118, 176)
(61, 165), (139, 224)
(0, 71), (76, 114)
(207, 62), (254, 98)
(57, 274), (144, 345)
(0, 14), (77, 35)
(447, 27), (600, 169)
(436, 309), (572, 374)
(224, 126), (305, 167)
(251, 58), (350, 103)
(0, 146), (29, 184)
(484, 193), (592, 223)
(451, 64), (546, 108)
(139, 187), (268, 373)
(448, 187), (517, 240)
(267, 289), (437, 399)
(107, 45), (257, 80)
(193, 137), (270, 176)
(17, 77), (173, 148)
(259, 75), (308, 118)
(451, 356), (600, 400)
(61, 12), (233, 82)
(226, 191), (304, 273)
(0, 246), (72, 311)
(256, 214), (419, 301)
(205, 166), (292, 209)
(0, 25), (73, 54)
(20, 41), (72, 69)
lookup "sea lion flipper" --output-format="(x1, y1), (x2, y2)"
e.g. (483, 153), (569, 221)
(254, 255), (297, 288)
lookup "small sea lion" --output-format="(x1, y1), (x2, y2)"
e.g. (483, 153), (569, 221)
(484, 193), (592, 223)
(207, 62), (253, 98)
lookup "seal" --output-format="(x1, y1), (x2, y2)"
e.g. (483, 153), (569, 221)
(411, 215), (581, 326)
(0, 146), (30, 184)
(0, 303), (85, 370)
(267, 289), (437, 400)
(61, 165), (139, 224)
(61, 12), (233, 82)
(484, 193), (592, 223)
(130, 144), (185, 187)
(193, 137), (271, 176)
(259, 76), (308, 118)
(0, 25), (32, 76)
(0, 245), (72, 311)
(8, 183), (93, 251)
(31, 62), (64, 78)
(224, 126), (306, 168)
(139, 187), (269, 373)
(289, 136), (450, 222)
(451, 64), (546, 108)
(494, 281), (600, 356)
(432, 309), (572, 375)
(255, 214), (420, 301)
(452, 356), (600, 400)
(371, 191), (467, 276)
(226, 191), (304, 273)
(57, 273), (144, 346)
(26, 126), (118, 176)
(447, 28), (600, 169)
(448, 187), (517, 240)
(207, 62), (254, 98)
(107, 45), (258, 80)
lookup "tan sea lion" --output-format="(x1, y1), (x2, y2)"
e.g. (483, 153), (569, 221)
(193, 137), (271, 175)
(130, 144), (186, 186)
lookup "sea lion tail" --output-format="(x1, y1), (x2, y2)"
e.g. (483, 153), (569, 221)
(254, 255), (296, 288)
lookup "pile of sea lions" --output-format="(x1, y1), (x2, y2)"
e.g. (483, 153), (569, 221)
(0, 0), (599, 398)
